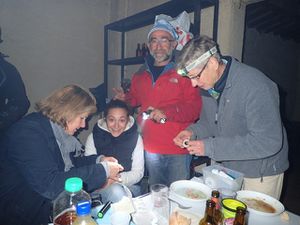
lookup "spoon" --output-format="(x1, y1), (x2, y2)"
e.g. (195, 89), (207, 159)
(168, 197), (192, 209)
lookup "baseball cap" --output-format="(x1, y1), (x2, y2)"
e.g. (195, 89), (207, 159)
(147, 19), (178, 41)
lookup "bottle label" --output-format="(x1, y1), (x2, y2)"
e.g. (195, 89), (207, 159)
(224, 217), (235, 225)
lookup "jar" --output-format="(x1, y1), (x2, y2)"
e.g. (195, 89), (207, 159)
(221, 198), (247, 219)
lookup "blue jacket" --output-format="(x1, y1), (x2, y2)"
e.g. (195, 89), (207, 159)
(0, 112), (107, 224)
(189, 57), (289, 178)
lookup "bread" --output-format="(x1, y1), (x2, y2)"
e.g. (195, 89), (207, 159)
(169, 211), (192, 225)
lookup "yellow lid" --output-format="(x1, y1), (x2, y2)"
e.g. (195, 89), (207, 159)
(222, 198), (247, 212)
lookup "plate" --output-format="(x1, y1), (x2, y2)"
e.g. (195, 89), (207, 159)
(236, 190), (285, 216)
(172, 209), (202, 225)
(132, 211), (158, 225)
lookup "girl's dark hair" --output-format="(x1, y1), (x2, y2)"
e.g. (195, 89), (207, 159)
(104, 99), (132, 118)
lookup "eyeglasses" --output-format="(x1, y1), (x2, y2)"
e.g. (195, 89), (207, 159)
(188, 59), (210, 80)
(149, 37), (174, 46)
(177, 46), (217, 76)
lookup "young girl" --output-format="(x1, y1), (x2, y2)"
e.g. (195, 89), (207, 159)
(85, 99), (144, 199)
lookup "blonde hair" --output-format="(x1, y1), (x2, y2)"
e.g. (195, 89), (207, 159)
(36, 85), (97, 128)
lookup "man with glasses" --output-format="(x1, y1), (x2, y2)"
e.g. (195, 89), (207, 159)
(174, 35), (289, 200)
(114, 19), (201, 187)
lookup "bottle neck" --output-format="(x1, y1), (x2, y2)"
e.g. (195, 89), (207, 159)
(202, 204), (215, 224)
(233, 212), (246, 225)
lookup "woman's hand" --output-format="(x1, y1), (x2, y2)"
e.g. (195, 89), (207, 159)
(102, 156), (118, 163)
(173, 130), (193, 148)
(106, 161), (124, 179)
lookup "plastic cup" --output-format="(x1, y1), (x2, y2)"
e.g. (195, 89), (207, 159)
(150, 184), (169, 224)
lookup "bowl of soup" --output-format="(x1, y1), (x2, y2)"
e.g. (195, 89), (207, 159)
(236, 190), (285, 217)
(169, 180), (212, 214)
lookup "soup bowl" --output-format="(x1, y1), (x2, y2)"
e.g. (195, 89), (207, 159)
(236, 190), (285, 217)
(169, 180), (212, 214)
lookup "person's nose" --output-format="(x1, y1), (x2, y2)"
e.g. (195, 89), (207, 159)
(81, 120), (86, 128)
(113, 121), (119, 129)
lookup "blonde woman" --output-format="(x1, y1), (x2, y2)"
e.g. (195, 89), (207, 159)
(0, 85), (123, 225)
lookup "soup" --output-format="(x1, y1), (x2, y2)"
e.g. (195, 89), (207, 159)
(240, 198), (276, 213)
(175, 188), (207, 200)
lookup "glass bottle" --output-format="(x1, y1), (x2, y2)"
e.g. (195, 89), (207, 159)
(136, 43), (142, 57)
(199, 199), (216, 225)
(233, 207), (247, 225)
(211, 190), (223, 225)
(53, 177), (91, 225)
(211, 190), (220, 209)
(73, 201), (97, 225)
(141, 43), (148, 56)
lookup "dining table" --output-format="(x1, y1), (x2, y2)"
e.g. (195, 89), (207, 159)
(92, 189), (300, 225)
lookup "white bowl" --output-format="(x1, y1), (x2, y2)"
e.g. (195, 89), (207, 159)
(170, 180), (212, 202)
(236, 190), (285, 216)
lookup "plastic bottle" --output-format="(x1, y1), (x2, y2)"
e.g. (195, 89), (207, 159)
(199, 199), (216, 225)
(53, 177), (91, 225)
(73, 201), (97, 225)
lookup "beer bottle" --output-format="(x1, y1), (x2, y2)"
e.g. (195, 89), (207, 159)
(211, 190), (223, 225)
(199, 200), (216, 225)
(136, 43), (142, 57)
(211, 190), (220, 209)
(142, 43), (148, 56)
(233, 207), (247, 225)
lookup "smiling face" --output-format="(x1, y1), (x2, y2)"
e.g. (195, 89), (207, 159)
(106, 107), (129, 137)
(65, 112), (89, 135)
(148, 30), (177, 66)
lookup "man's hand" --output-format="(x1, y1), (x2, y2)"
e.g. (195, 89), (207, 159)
(173, 130), (193, 148)
(186, 140), (205, 156)
(112, 87), (126, 101)
(147, 106), (167, 123)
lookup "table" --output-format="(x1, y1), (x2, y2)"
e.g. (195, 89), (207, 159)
(91, 193), (300, 225)
(132, 194), (300, 225)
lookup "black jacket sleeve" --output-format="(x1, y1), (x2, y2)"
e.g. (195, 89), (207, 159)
(0, 57), (30, 132)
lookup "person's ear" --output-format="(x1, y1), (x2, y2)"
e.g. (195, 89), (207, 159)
(209, 57), (219, 71)
(172, 40), (178, 50)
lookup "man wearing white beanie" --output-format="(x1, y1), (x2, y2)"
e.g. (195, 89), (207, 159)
(114, 17), (202, 187)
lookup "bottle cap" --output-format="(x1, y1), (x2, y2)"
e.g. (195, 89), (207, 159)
(76, 201), (91, 216)
(65, 177), (83, 192)
(212, 190), (220, 198)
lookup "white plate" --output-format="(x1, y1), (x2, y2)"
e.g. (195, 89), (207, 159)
(132, 211), (158, 225)
(236, 190), (285, 216)
(172, 209), (202, 225)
